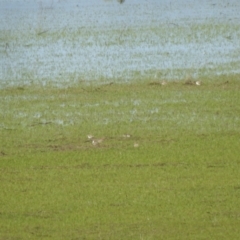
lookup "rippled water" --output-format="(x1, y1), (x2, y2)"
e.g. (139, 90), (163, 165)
(1, 0), (240, 88)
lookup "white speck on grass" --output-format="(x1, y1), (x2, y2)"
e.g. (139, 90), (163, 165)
(149, 108), (159, 114)
(132, 100), (141, 106)
(33, 112), (42, 118)
(130, 109), (138, 115)
(55, 119), (64, 125)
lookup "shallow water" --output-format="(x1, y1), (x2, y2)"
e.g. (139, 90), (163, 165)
(1, 0), (240, 88)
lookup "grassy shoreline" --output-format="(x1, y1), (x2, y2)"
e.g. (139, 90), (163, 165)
(1, 74), (240, 239)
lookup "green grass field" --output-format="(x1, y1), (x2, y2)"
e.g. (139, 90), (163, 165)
(1, 74), (240, 239)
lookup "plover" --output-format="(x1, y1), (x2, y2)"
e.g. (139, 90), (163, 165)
(92, 138), (104, 146)
(161, 80), (167, 86)
(87, 134), (94, 140)
(134, 143), (139, 148)
(195, 81), (201, 86)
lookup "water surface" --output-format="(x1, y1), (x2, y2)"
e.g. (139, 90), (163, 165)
(1, 0), (240, 87)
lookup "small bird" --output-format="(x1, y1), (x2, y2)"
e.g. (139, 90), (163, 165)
(92, 138), (104, 146)
(87, 134), (94, 140)
(134, 143), (139, 148)
(122, 134), (131, 138)
(195, 81), (201, 86)
(117, 0), (125, 4)
(161, 80), (167, 86)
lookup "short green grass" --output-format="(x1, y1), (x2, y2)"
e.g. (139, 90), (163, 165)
(1, 74), (240, 239)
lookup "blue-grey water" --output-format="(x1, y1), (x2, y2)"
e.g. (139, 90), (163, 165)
(1, 0), (240, 88)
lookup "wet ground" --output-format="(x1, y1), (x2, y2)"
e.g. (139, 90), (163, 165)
(1, 0), (240, 88)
